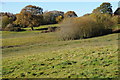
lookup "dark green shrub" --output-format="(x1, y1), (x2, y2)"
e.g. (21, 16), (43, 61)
(43, 11), (64, 25)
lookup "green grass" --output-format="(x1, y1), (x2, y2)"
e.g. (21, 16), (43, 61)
(2, 27), (119, 78)
(2, 32), (57, 47)
(22, 24), (59, 30)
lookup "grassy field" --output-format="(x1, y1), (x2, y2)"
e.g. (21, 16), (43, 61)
(2, 24), (119, 78)
(22, 24), (59, 30)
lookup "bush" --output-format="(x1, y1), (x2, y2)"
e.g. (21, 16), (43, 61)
(48, 27), (57, 32)
(111, 15), (119, 24)
(41, 27), (58, 33)
(43, 11), (64, 25)
(112, 15), (120, 24)
(4, 23), (24, 31)
(58, 13), (116, 40)
(1, 13), (16, 30)
(4, 24), (14, 31)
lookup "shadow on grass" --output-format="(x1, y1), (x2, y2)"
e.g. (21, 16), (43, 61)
(62, 29), (120, 41)
(83, 29), (120, 40)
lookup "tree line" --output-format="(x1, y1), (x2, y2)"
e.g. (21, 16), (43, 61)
(0, 2), (120, 32)
(0, 5), (77, 31)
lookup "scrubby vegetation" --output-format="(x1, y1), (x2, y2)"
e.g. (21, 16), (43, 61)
(58, 2), (120, 40)
(0, 12), (16, 31)
(59, 13), (117, 40)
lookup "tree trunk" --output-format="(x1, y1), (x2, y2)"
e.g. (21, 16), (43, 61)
(31, 27), (34, 30)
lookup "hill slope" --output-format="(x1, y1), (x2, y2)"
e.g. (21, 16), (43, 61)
(2, 30), (119, 78)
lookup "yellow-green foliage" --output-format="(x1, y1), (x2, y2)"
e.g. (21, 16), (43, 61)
(59, 13), (116, 40)
(90, 13), (116, 29)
